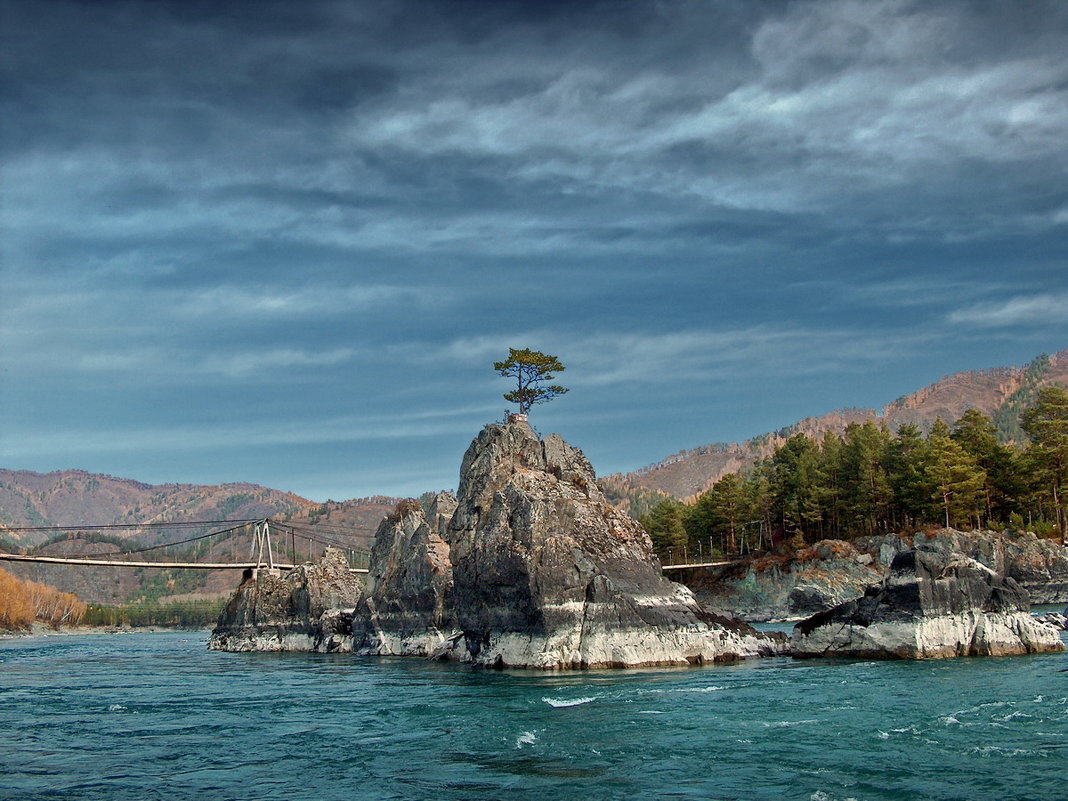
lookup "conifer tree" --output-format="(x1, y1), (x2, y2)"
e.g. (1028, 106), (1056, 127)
(818, 431), (845, 538)
(689, 472), (748, 554)
(493, 348), (568, 414)
(842, 421), (892, 536)
(952, 409), (1019, 525)
(922, 420), (986, 528)
(639, 498), (689, 560)
(746, 460), (776, 551)
(1021, 386), (1068, 537)
(773, 433), (823, 540)
(888, 423), (928, 529)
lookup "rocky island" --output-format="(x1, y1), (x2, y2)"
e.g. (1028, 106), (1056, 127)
(211, 419), (783, 667)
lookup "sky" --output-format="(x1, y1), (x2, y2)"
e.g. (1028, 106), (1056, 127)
(2, 0), (1067, 502)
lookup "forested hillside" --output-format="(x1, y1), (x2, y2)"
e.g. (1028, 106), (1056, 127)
(640, 386), (1068, 562)
(605, 350), (1068, 505)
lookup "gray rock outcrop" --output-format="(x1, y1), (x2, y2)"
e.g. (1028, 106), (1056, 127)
(208, 547), (363, 652)
(865, 529), (1068, 604)
(791, 548), (1064, 659)
(689, 529), (1068, 621)
(351, 494), (457, 656)
(436, 420), (780, 668)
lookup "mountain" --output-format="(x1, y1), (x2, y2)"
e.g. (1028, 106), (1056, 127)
(603, 350), (1068, 504)
(0, 470), (405, 605)
(0, 470), (315, 548)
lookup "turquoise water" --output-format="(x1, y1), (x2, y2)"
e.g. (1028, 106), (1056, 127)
(2, 632), (1066, 801)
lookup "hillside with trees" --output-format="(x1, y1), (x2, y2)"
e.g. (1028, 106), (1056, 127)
(0, 471), (316, 548)
(639, 387), (1068, 563)
(0, 472), (402, 608)
(605, 350), (1068, 505)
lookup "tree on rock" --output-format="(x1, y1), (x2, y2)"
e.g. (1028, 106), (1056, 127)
(494, 348), (569, 414)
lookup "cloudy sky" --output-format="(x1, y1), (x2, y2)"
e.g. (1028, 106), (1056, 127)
(2, 0), (1066, 501)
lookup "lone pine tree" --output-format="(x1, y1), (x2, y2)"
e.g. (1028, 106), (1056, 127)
(494, 348), (569, 415)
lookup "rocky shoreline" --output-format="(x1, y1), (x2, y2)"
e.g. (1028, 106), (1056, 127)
(686, 528), (1068, 622)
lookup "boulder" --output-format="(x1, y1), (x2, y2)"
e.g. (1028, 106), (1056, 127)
(791, 548), (1064, 659)
(208, 547), (363, 652)
(438, 420), (781, 668)
(787, 584), (840, 616)
(1036, 611), (1067, 631)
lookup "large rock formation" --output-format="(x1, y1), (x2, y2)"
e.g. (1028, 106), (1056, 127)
(208, 547), (364, 652)
(351, 494), (457, 656)
(791, 548), (1064, 659)
(209, 420), (782, 667)
(436, 420), (780, 668)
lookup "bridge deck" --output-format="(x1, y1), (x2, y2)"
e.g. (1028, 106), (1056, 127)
(660, 560), (740, 570)
(3, 550), (726, 575)
(0, 552), (369, 573)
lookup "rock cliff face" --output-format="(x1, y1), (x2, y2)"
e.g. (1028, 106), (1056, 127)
(438, 421), (779, 668)
(689, 539), (886, 622)
(791, 549), (1064, 659)
(351, 494), (457, 656)
(208, 547), (363, 652)
(868, 529), (1068, 604)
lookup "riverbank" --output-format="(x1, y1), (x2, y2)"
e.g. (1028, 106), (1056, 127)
(0, 622), (211, 640)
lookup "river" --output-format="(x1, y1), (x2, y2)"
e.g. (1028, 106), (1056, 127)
(2, 627), (1066, 801)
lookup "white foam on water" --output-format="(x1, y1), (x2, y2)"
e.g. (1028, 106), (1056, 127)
(939, 715), (960, 726)
(811, 791), (858, 801)
(764, 719), (819, 728)
(543, 696), (597, 708)
(681, 686), (725, 693)
(994, 711), (1033, 722)
(969, 745), (1036, 758)
(515, 731), (537, 748)
(876, 731), (890, 740)
(636, 710), (663, 715)
(107, 704), (126, 712)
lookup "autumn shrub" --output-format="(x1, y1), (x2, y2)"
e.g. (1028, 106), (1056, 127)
(24, 579), (86, 628)
(0, 568), (85, 630)
(392, 498), (422, 519)
(0, 568), (35, 630)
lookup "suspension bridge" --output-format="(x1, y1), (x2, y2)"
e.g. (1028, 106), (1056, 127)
(0, 518), (372, 574)
(0, 518), (748, 576)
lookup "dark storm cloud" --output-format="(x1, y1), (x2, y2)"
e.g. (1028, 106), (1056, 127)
(2, 0), (1067, 498)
